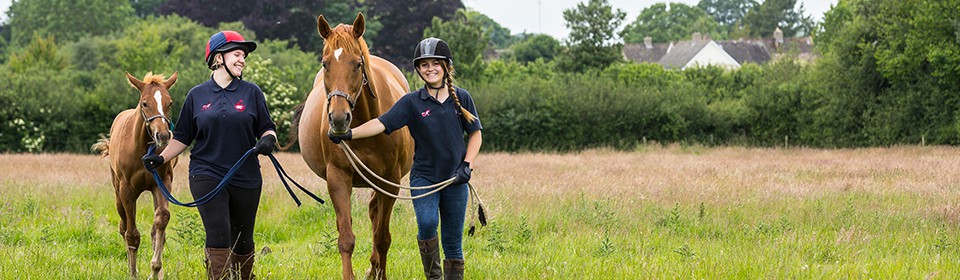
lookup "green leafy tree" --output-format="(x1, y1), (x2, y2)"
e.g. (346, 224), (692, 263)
(5, 0), (136, 47)
(698, 0), (757, 33)
(742, 0), (814, 37)
(157, 0), (374, 52)
(423, 8), (490, 81)
(812, 0), (854, 53)
(368, 0), (464, 70)
(621, 2), (724, 44)
(557, 0), (626, 72)
(465, 9), (517, 48)
(512, 34), (560, 64)
(129, 0), (165, 18)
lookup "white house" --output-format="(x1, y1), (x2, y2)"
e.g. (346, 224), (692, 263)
(658, 33), (740, 70)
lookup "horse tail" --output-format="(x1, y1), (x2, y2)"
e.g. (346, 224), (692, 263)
(91, 134), (110, 157)
(280, 103), (305, 151)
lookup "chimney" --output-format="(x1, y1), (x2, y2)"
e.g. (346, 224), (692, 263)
(703, 33), (711, 42)
(692, 32), (701, 42)
(774, 27), (784, 49)
(644, 36), (653, 49)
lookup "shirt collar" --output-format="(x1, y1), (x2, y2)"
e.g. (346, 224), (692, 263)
(417, 86), (431, 100)
(417, 85), (457, 103)
(208, 74), (240, 92)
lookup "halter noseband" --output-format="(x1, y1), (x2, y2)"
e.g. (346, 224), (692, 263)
(326, 56), (369, 111)
(140, 106), (174, 137)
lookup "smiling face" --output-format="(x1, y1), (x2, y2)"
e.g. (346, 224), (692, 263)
(417, 58), (445, 88)
(218, 49), (247, 76)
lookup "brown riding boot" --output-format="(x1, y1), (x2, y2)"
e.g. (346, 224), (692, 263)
(418, 237), (443, 279)
(231, 251), (256, 280)
(205, 247), (232, 280)
(443, 259), (464, 280)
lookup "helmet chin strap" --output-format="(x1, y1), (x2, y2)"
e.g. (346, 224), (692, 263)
(218, 53), (242, 80)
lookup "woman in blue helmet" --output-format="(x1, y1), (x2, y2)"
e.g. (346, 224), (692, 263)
(142, 30), (276, 279)
(329, 37), (482, 280)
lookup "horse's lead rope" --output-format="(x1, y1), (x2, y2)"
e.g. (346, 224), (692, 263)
(337, 141), (488, 235)
(338, 142), (455, 200)
(146, 145), (324, 207)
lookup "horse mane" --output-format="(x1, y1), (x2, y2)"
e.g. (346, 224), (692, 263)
(142, 72), (166, 85)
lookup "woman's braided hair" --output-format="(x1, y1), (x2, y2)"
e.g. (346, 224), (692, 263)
(441, 60), (476, 123)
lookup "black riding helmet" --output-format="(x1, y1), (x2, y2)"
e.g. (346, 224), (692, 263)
(412, 37), (453, 66)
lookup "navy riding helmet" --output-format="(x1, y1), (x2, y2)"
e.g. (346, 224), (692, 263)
(205, 30), (257, 70)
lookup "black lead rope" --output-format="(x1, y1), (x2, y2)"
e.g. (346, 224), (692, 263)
(147, 145), (324, 207)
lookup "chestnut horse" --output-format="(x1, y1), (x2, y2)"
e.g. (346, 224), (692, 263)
(293, 13), (413, 279)
(92, 72), (178, 280)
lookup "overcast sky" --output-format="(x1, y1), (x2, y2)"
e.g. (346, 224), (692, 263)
(0, 0), (836, 39)
(465, 0), (838, 39)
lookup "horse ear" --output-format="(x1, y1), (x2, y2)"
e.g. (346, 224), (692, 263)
(317, 15), (332, 40)
(352, 12), (365, 39)
(164, 71), (179, 89)
(125, 72), (144, 91)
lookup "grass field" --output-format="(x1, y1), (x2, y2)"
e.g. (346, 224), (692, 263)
(1, 145), (959, 279)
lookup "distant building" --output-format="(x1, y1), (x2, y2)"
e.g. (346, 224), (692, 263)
(623, 28), (817, 70)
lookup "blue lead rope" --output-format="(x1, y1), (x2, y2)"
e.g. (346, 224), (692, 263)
(147, 145), (324, 207)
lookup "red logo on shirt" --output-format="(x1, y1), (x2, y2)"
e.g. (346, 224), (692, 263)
(421, 109), (431, 117)
(201, 102), (212, 111)
(235, 99), (245, 112)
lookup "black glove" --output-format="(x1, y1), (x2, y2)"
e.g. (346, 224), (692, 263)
(253, 134), (277, 155)
(328, 130), (352, 144)
(142, 154), (164, 172)
(453, 161), (472, 185)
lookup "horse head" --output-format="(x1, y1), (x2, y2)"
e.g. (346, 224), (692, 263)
(318, 12), (376, 136)
(126, 71), (178, 147)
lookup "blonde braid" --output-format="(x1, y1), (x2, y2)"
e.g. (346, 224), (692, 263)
(444, 61), (476, 123)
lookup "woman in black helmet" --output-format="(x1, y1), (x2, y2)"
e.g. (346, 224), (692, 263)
(142, 30), (277, 279)
(329, 37), (482, 279)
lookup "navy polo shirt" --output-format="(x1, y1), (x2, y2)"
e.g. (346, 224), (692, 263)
(172, 78), (277, 188)
(378, 86), (482, 183)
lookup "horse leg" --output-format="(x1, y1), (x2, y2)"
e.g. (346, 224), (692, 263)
(329, 170), (357, 280)
(119, 185), (141, 280)
(366, 187), (397, 280)
(148, 186), (170, 280)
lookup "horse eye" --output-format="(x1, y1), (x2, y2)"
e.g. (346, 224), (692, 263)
(142, 102), (148, 107)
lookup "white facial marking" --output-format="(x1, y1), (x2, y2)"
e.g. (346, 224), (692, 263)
(153, 90), (166, 124)
(334, 48), (343, 62)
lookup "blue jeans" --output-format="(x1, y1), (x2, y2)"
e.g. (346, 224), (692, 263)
(410, 175), (469, 259)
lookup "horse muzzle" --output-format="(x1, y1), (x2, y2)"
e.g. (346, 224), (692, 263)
(153, 130), (172, 147)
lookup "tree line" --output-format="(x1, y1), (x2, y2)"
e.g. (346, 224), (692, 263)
(1, 0), (958, 153)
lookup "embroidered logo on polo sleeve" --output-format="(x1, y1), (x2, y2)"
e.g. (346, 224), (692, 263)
(421, 109), (431, 117)
(235, 99), (245, 112)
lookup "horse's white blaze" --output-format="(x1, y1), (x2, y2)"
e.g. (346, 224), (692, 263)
(154, 90), (167, 126)
(334, 48), (343, 62)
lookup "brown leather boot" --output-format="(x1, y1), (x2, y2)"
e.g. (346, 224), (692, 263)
(443, 259), (464, 280)
(205, 247), (232, 280)
(231, 251), (256, 280)
(418, 237), (442, 279)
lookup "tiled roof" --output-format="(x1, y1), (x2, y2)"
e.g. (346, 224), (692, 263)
(622, 43), (670, 63)
(657, 39), (710, 69)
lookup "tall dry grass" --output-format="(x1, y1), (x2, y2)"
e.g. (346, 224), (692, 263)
(4, 146), (960, 219)
(2, 146), (959, 278)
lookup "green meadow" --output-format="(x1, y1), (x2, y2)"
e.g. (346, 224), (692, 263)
(1, 147), (958, 279)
